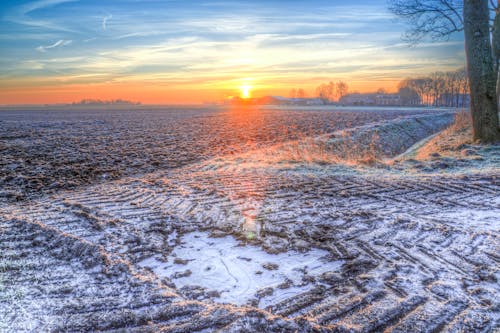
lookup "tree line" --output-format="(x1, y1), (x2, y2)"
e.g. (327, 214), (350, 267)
(291, 71), (468, 108)
(288, 81), (349, 103)
(398, 67), (469, 107)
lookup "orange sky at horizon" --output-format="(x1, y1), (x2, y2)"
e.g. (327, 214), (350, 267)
(0, 79), (401, 105)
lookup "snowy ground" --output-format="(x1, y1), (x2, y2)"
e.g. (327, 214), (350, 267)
(0, 107), (498, 332)
(139, 231), (343, 307)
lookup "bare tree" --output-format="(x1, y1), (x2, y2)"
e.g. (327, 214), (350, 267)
(444, 70), (459, 106)
(335, 81), (349, 101)
(316, 82), (335, 103)
(406, 77), (432, 105)
(388, 0), (464, 43)
(456, 67), (470, 107)
(421, 77), (433, 106)
(429, 72), (446, 106)
(389, 0), (500, 142)
(316, 81), (349, 103)
(398, 84), (421, 105)
(296, 88), (306, 98)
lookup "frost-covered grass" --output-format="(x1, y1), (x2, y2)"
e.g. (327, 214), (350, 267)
(388, 110), (500, 175)
(0, 259), (26, 302)
(210, 113), (454, 169)
(415, 110), (472, 160)
(251, 130), (381, 166)
(0, 258), (34, 274)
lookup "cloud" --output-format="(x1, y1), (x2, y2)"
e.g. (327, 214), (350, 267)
(5, 0), (78, 32)
(1, 0), (465, 94)
(102, 14), (112, 30)
(19, 60), (45, 70)
(36, 39), (72, 52)
(20, 0), (78, 15)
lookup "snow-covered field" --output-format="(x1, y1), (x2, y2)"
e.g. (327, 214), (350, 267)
(0, 106), (450, 202)
(0, 106), (498, 332)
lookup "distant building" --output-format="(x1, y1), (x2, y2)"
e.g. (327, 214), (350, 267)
(340, 93), (403, 106)
(269, 97), (324, 105)
(305, 98), (326, 105)
(72, 99), (141, 106)
(257, 96), (325, 105)
(339, 93), (377, 105)
(375, 94), (401, 106)
(225, 96), (325, 106)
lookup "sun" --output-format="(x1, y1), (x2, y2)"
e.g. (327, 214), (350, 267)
(240, 85), (252, 99)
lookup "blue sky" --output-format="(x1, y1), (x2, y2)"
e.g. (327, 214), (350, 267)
(0, 0), (465, 103)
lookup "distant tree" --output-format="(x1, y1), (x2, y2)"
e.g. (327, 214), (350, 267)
(389, 0), (500, 142)
(316, 81), (349, 102)
(429, 72), (446, 106)
(336, 81), (349, 101)
(403, 78), (430, 105)
(316, 82), (335, 103)
(443, 70), (458, 107)
(456, 67), (470, 107)
(376, 88), (387, 95)
(290, 88), (307, 99)
(398, 84), (421, 105)
(296, 88), (306, 98)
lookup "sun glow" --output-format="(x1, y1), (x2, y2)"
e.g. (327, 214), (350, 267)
(240, 85), (252, 99)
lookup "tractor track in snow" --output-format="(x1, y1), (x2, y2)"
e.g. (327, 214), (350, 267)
(1, 161), (498, 332)
(0, 107), (498, 332)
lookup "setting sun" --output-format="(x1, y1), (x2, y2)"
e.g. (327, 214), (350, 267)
(240, 85), (252, 99)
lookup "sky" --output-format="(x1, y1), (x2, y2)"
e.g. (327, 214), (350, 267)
(0, 0), (465, 104)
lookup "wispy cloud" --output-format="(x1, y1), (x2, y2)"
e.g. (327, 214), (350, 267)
(102, 14), (112, 30)
(20, 0), (78, 14)
(36, 39), (72, 52)
(5, 0), (79, 32)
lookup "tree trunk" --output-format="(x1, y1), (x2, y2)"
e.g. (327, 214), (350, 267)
(464, 0), (500, 142)
(492, 10), (500, 106)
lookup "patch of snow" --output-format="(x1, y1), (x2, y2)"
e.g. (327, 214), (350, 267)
(138, 231), (343, 306)
(435, 208), (500, 232)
